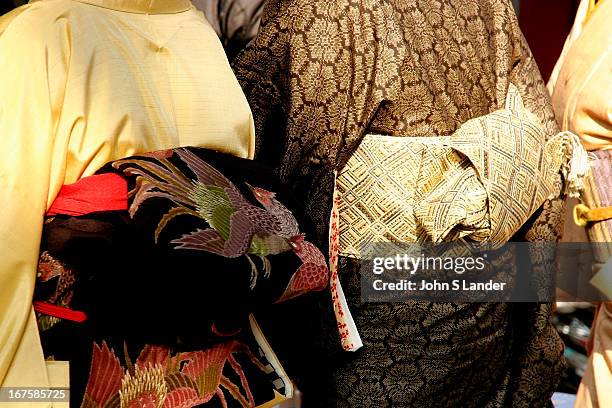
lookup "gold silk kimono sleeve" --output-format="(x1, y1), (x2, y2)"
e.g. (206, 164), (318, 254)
(0, 0), (255, 399)
(549, 0), (612, 151)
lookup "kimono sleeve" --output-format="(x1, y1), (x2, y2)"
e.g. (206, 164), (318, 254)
(0, 8), (70, 388)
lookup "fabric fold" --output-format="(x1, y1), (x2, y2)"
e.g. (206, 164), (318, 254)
(337, 84), (588, 257)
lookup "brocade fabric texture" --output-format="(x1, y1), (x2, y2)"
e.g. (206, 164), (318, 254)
(36, 147), (328, 407)
(337, 85), (572, 256)
(234, 0), (566, 406)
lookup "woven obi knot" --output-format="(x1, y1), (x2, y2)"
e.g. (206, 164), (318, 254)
(337, 84), (588, 257)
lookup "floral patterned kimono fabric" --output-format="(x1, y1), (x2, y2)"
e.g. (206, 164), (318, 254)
(233, 0), (566, 407)
(34, 147), (329, 408)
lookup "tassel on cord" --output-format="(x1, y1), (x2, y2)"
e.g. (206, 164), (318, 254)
(556, 131), (592, 198)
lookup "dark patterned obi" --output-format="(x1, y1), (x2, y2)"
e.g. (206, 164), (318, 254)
(34, 147), (329, 408)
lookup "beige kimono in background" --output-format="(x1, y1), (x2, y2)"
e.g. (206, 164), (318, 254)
(0, 1), (254, 406)
(548, 1), (612, 407)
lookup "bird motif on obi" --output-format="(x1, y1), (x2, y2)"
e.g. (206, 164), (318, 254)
(112, 148), (329, 300)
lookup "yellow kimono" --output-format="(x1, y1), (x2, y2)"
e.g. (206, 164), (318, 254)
(548, 0), (612, 151)
(548, 1), (612, 407)
(0, 0), (254, 403)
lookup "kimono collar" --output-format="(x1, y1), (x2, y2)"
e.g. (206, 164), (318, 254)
(33, 0), (192, 14)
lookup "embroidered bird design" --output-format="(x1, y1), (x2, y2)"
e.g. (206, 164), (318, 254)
(167, 149), (300, 287)
(246, 184), (329, 301)
(246, 183), (300, 238)
(276, 234), (329, 303)
(113, 148), (328, 293)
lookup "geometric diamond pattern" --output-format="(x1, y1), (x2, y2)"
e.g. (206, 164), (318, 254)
(337, 84), (567, 257)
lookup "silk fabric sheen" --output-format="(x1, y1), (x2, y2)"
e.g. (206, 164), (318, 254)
(0, 0), (254, 400)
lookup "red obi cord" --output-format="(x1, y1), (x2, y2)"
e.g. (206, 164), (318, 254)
(47, 173), (128, 217)
(39, 172), (128, 323)
(34, 302), (88, 323)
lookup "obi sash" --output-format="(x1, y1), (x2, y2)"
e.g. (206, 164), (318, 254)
(336, 84), (588, 256)
(34, 147), (331, 408)
(329, 84), (589, 351)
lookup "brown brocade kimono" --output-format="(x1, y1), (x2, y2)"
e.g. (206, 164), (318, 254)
(233, 0), (567, 407)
